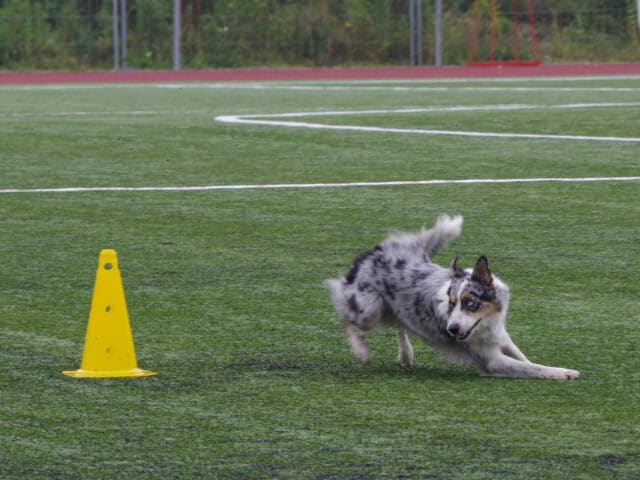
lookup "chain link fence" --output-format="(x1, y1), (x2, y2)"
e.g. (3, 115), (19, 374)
(0, 0), (638, 71)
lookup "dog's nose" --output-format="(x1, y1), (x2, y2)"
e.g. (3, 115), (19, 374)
(447, 324), (460, 337)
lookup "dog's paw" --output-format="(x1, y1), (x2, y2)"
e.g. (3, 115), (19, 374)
(543, 367), (581, 380)
(397, 347), (414, 367)
(549, 368), (580, 380)
(562, 369), (580, 380)
(351, 344), (371, 363)
(398, 352), (413, 367)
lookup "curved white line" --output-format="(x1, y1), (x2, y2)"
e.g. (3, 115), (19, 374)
(215, 102), (640, 142)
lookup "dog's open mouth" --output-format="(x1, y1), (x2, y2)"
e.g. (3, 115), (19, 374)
(457, 318), (482, 341)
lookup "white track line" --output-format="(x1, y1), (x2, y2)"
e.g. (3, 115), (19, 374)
(2, 177), (639, 194)
(215, 102), (640, 143)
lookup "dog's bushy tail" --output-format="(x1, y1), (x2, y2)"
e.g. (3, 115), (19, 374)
(388, 214), (463, 259)
(419, 214), (463, 258)
(325, 278), (346, 316)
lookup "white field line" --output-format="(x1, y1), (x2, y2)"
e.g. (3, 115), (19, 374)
(1, 74), (640, 91)
(2, 109), (215, 118)
(3, 84), (640, 93)
(3, 100), (638, 194)
(218, 118), (640, 143)
(221, 102), (640, 118)
(215, 102), (640, 143)
(4, 101), (639, 120)
(2, 177), (639, 194)
(120, 84), (640, 92)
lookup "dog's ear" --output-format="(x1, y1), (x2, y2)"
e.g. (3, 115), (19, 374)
(449, 256), (465, 278)
(472, 256), (493, 286)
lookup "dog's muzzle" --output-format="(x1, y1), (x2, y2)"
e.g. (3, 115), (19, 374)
(448, 318), (482, 341)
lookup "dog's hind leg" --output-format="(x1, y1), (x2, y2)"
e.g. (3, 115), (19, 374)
(343, 321), (371, 363)
(326, 278), (384, 363)
(342, 290), (383, 363)
(396, 328), (414, 367)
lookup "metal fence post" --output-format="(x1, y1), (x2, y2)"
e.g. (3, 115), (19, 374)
(112, 0), (120, 70)
(435, 0), (442, 66)
(409, 0), (423, 65)
(637, 0), (640, 40)
(409, 0), (415, 65)
(173, 0), (181, 71)
(416, 0), (423, 65)
(120, 0), (127, 68)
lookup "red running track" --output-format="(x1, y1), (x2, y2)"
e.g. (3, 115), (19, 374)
(1, 63), (640, 84)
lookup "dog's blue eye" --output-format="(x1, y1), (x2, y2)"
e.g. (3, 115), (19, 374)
(463, 298), (479, 311)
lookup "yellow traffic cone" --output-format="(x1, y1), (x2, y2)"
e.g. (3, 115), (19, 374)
(63, 249), (156, 378)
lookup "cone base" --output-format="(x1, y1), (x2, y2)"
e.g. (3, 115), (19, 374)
(63, 367), (156, 378)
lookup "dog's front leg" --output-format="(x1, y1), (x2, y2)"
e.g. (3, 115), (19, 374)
(499, 337), (530, 363)
(396, 328), (414, 367)
(481, 354), (580, 380)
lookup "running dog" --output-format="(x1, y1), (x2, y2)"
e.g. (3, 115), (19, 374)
(325, 215), (580, 380)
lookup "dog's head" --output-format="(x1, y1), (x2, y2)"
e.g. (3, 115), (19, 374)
(446, 256), (508, 342)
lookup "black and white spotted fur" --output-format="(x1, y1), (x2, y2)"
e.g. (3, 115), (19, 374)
(325, 215), (580, 380)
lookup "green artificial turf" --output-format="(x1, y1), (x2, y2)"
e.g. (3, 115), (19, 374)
(1, 77), (639, 479)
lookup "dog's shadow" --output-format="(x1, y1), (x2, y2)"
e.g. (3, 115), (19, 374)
(221, 356), (478, 383)
(356, 362), (477, 381)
